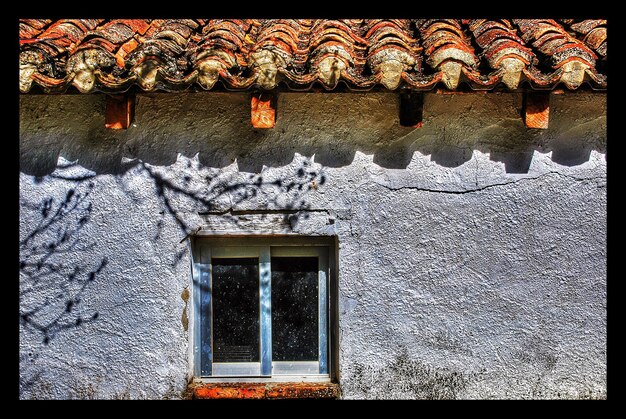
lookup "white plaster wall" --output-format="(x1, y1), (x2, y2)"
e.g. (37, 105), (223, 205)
(19, 92), (606, 399)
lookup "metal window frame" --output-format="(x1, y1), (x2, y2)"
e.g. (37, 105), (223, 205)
(192, 236), (333, 381)
(210, 246), (263, 377)
(271, 246), (328, 375)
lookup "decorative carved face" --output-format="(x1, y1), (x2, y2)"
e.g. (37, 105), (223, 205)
(197, 60), (224, 90)
(427, 47), (477, 90)
(560, 60), (589, 90)
(257, 64), (278, 90)
(19, 64), (37, 93)
(67, 49), (115, 93)
(72, 69), (96, 93)
(439, 60), (463, 90)
(368, 49), (415, 90)
(377, 60), (404, 90)
(499, 57), (526, 90)
(251, 49), (286, 90)
(132, 59), (160, 91)
(317, 56), (346, 87)
(196, 50), (236, 90)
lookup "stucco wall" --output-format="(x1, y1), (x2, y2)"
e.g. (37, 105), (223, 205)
(19, 92), (606, 399)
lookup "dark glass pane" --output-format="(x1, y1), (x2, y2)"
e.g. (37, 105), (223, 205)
(271, 257), (319, 362)
(212, 258), (260, 362)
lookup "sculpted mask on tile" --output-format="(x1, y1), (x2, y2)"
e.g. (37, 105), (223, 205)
(499, 57), (526, 90)
(19, 50), (43, 93)
(369, 49), (415, 90)
(67, 49), (115, 93)
(251, 49), (286, 90)
(132, 59), (161, 91)
(196, 50), (236, 90)
(560, 60), (589, 90)
(317, 56), (346, 87)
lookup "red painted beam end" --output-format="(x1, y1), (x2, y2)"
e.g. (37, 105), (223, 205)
(523, 92), (550, 129)
(251, 92), (276, 129)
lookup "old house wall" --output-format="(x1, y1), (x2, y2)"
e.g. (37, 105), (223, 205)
(19, 92), (606, 399)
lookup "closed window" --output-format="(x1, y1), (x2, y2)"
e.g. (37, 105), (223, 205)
(192, 237), (335, 380)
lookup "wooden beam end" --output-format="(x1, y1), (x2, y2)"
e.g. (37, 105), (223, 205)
(523, 92), (550, 129)
(105, 93), (135, 129)
(251, 93), (276, 129)
(399, 92), (424, 128)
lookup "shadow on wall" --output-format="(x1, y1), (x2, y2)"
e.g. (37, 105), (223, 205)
(124, 158), (324, 237)
(19, 154), (322, 398)
(19, 92), (606, 177)
(19, 155), (322, 322)
(19, 157), (323, 334)
(19, 177), (106, 345)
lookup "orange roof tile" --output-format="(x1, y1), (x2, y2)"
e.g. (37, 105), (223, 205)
(19, 19), (607, 93)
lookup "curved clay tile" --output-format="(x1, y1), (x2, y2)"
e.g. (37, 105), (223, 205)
(289, 19), (314, 68)
(19, 48), (57, 93)
(400, 71), (442, 90)
(307, 19), (366, 89)
(414, 19), (478, 89)
(125, 19), (200, 91)
(20, 19), (104, 92)
(192, 19), (254, 90)
(362, 19), (408, 37)
(249, 19), (305, 89)
(112, 20), (155, 69)
(513, 19), (597, 89)
(565, 19), (607, 60)
(468, 19), (535, 89)
(36, 19), (102, 50)
(66, 20), (149, 92)
(201, 19), (251, 53)
(19, 19), (52, 40)
(363, 19), (420, 89)
(18, 19), (607, 93)
(255, 20), (301, 54)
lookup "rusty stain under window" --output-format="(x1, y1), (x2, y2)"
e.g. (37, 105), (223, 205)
(190, 382), (340, 399)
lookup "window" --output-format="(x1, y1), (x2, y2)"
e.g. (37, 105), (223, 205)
(191, 237), (335, 381)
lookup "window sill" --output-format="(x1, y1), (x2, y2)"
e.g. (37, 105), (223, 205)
(189, 382), (341, 399)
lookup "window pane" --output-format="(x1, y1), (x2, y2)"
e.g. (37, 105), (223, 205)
(212, 258), (260, 363)
(271, 257), (319, 362)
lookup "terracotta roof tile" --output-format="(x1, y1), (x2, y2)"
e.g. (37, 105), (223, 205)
(415, 19), (479, 89)
(512, 19), (601, 89)
(365, 20), (420, 89)
(468, 19), (535, 89)
(19, 19), (53, 41)
(564, 19), (607, 59)
(19, 19), (607, 93)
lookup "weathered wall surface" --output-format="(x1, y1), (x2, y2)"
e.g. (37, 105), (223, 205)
(19, 92), (606, 399)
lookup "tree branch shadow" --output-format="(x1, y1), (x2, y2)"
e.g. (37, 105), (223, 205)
(129, 158), (324, 241)
(20, 172), (107, 345)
